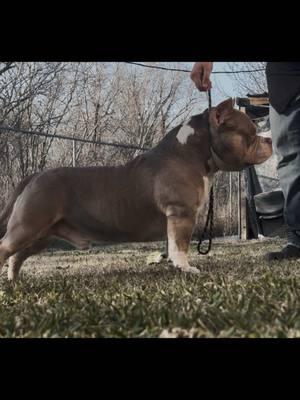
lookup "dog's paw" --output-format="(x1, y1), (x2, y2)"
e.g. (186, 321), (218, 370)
(176, 265), (200, 274)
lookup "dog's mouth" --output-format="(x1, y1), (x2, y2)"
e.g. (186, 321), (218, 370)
(259, 136), (272, 145)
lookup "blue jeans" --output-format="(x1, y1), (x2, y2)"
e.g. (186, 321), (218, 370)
(270, 94), (300, 232)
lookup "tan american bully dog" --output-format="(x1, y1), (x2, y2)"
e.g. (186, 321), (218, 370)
(0, 99), (272, 281)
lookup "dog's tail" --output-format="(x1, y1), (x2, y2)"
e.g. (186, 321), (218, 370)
(0, 173), (37, 239)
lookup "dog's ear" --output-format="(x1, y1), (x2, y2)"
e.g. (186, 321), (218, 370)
(214, 98), (235, 126)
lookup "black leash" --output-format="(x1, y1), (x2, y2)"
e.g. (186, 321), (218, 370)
(197, 187), (214, 255)
(197, 89), (214, 255)
(207, 89), (212, 110)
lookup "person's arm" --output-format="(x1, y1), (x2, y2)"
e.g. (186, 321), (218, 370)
(190, 62), (213, 91)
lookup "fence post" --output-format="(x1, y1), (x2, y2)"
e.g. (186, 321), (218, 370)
(229, 172), (232, 235)
(240, 170), (248, 240)
(238, 171), (241, 239)
(72, 139), (76, 167)
(236, 106), (249, 240)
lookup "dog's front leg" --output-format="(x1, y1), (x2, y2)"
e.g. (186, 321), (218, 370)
(166, 205), (199, 274)
(160, 240), (169, 260)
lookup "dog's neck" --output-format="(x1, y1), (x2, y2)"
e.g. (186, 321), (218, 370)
(202, 109), (225, 173)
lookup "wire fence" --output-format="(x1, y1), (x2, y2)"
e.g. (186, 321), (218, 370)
(0, 124), (150, 152)
(124, 62), (266, 74)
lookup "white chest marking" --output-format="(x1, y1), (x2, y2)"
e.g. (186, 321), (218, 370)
(203, 176), (213, 201)
(197, 176), (213, 215)
(176, 124), (194, 145)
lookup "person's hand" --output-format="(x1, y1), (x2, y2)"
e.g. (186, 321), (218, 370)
(190, 62), (213, 91)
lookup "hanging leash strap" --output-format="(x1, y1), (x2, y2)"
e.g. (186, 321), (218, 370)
(207, 89), (212, 110)
(197, 89), (214, 255)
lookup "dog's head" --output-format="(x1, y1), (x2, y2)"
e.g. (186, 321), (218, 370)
(208, 98), (272, 171)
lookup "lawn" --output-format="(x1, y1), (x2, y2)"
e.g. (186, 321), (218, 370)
(0, 238), (300, 338)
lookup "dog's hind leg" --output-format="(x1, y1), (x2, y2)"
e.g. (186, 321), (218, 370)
(0, 210), (56, 277)
(0, 230), (25, 276)
(0, 240), (11, 274)
(7, 237), (51, 282)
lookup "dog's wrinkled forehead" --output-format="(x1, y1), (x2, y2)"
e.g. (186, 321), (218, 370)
(221, 109), (257, 137)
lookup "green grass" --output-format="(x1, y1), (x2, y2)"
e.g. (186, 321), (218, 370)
(1, 239), (300, 338)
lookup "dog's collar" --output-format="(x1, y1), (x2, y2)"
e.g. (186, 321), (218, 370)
(209, 146), (234, 171)
(203, 108), (227, 171)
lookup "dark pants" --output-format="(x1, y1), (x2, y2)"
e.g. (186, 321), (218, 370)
(270, 94), (300, 232)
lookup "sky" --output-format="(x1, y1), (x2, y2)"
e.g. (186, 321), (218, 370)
(125, 61), (248, 108)
(210, 62), (237, 103)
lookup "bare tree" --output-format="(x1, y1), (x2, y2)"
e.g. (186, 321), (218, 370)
(105, 63), (203, 162)
(0, 62), (207, 213)
(0, 62), (76, 198)
(52, 62), (205, 167)
(225, 62), (267, 96)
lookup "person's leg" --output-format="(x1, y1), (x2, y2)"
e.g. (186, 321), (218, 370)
(267, 94), (300, 260)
